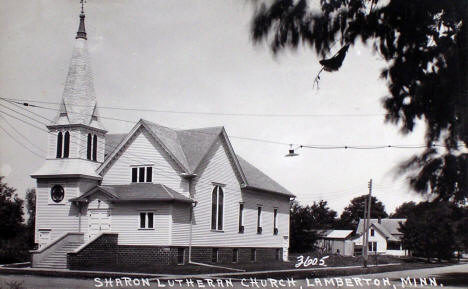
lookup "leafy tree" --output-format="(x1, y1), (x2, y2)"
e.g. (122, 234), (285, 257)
(0, 177), (24, 239)
(391, 201), (417, 218)
(0, 177), (29, 263)
(338, 194), (388, 229)
(289, 200), (337, 252)
(399, 202), (458, 261)
(309, 200), (337, 229)
(250, 0), (468, 203)
(25, 188), (36, 247)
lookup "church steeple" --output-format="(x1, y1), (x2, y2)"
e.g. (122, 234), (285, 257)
(50, 1), (105, 131)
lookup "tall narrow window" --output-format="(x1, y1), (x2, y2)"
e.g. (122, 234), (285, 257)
(238, 203), (244, 233)
(92, 134), (97, 161)
(56, 132), (63, 158)
(140, 213), (146, 228)
(217, 188), (223, 230)
(146, 167), (152, 182)
(211, 186), (224, 230)
(147, 212), (154, 228)
(139, 167), (145, 182)
(132, 168), (138, 183)
(257, 206), (262, 234)
(273, 208), (278, 235)
(370, 229), (375, 237)
(87, 133), (92, 160)
(63, 131), (70, 158)
(211, 189), (217, 230)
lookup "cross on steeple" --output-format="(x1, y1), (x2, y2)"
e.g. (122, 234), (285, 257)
(80, 0), (86, 14)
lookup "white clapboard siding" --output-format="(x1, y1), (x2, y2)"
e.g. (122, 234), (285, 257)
(35, 178), (98, 243)
(170, 203), (191, 246)
(173, 138), (290, 248)
(35, 180), (77, 242)
(110, 203), (171, 245)
(101, 129), (189, 196)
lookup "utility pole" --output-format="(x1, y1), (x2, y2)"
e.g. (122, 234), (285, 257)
(362, 197), (368, 267)
(363, 179), (373, 267)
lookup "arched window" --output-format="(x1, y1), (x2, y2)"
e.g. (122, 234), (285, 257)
(92, 134), (97, 161)
(56, 132), (63, 158)
(87, 133), (92, 160)
(211, 186), (224, 230)
(63, 131), (70, 158)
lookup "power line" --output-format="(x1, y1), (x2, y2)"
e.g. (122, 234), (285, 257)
(0, 116), (46, 154)
(0, 124), (43, 158)
(0, 98), (443, 150)
(0, 106), (190, 182)
(2, 97), (388, 118)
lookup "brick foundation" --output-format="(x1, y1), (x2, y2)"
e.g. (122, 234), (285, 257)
(68, 234), (284, 270)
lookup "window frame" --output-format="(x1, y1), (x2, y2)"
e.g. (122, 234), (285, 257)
(273, 208), (278, 235)
(87, 133), (92, 160)
(56, 131), (63, 158)
(370, 229), (375, 237)
(131, 166), (153, 183)
(139, 211), (155, 230)
(238, 203), (244, 233)
(257, 206), (262, 234)
(211, 185), (224, 231)
(92, 134), (98, 161)
(63, 131), (70, 158)
(368, 241), (377, 252)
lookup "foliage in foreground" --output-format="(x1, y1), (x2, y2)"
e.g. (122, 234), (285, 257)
(250, 0), (468, 203)
(0, 177), (35, 264)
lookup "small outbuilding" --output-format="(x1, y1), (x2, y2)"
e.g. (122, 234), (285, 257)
(315, 230), (354, 256)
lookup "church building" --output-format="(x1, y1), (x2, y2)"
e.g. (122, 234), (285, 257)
(30, 6), (294, 270)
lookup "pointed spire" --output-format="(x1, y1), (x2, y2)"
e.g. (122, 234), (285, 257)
(76, 0), (87, 40)
(50, 0), (105, 132)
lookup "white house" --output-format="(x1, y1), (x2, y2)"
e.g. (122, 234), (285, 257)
(30, 8), (294, 270)
(353, 218), (407, 256)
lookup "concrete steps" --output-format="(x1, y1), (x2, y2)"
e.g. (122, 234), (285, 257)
(35, 241), (83, 269)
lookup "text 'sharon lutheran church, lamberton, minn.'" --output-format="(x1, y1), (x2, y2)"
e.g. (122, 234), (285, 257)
(30, 5), (294, 270)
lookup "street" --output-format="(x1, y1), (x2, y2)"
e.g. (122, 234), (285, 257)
(0, 263), (467, 289)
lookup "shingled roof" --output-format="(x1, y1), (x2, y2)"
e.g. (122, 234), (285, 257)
(49, 12), (104, 131)
(103, 120), (293, 196)
(70, 183), (194, 203)
(356, 218), (406, 241)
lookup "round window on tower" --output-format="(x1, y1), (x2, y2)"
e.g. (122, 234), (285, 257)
(51, 185), (65, 203)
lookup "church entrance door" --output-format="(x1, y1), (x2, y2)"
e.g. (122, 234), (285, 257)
(88, 209), (111, 240)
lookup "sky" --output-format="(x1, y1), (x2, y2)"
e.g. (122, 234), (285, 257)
(0, 0), (428, 215)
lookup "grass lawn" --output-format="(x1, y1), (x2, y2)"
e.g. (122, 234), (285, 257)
(76, 253), (458, 277)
